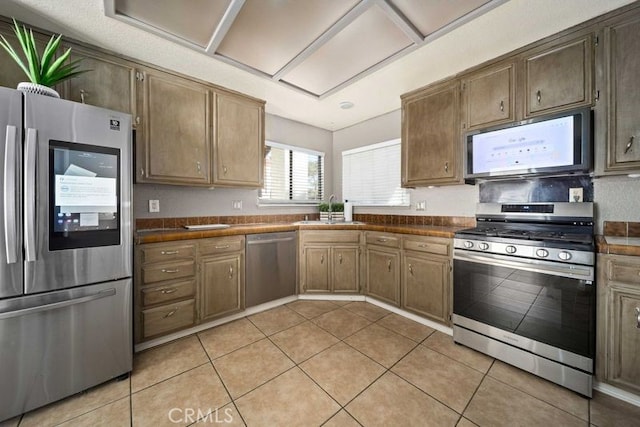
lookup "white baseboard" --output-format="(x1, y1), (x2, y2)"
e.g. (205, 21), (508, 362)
(297, 294), (365, 302)
(594, 381), (640, 408)
(363, 297), (453, 336)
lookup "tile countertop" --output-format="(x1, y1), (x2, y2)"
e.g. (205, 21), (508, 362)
(135, 222), (466, 245)
(596, 235), (640, 257)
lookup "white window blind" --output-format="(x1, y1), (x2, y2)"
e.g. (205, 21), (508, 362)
(260, 141), (324, 203)
(342, 139), (409, 206)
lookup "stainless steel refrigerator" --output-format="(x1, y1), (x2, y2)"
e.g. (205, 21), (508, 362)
(0, 87), (132, 421)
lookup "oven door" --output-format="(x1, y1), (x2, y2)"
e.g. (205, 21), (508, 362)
(453, 250), (595, 370)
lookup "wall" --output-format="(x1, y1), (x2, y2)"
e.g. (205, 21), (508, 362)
(594, 175), (640, 232)
(332, 110), (479, 217)
(133, 114), (332, 218)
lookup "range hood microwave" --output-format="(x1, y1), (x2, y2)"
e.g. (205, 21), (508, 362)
(464, 108), (592, 181)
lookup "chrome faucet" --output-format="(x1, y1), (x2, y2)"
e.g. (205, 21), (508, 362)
(328, 194), (335, 222)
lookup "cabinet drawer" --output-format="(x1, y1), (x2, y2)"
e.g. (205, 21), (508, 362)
(142, 260), (196, 284)
(403, 237), (451, 256)
(199, 237), (244, 256)
(141, 243), (195, 264)
(365, 232), (400, 248)
(608, 259), (640, 285)
(142, 299), (195, 339)
(141, 279), (195, 307)
(301, 231), (361, 244)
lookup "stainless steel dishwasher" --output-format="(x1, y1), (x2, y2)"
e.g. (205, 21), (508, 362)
(245, 231), (297, 307)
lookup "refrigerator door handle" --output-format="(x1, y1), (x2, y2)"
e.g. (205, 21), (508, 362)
(24, 128), (37, 262)
(0, 288), (116, 320)
(4, 125), (17, 264)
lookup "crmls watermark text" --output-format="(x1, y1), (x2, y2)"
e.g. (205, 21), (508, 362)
(168, 407), (234, 424)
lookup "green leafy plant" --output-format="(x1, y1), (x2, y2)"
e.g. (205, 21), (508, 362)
(318, 202), (344, 212)
(0, 18), (86, 87)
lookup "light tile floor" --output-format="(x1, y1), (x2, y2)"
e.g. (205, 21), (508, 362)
(5, 301), (640, 426)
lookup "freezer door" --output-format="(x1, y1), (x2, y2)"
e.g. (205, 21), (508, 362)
(23, 94), (132, 294)
(0, 87), (23, 298)
(0, 279), (132, 421)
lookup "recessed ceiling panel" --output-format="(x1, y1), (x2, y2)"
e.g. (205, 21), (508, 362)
(282, 4), (413, 96)
(216, 0), (359, 76)
(115, 0), (231, 47)
(391, 0), (492, 37)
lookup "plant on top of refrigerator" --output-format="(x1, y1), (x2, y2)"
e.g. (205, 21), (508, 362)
(0, 18), (87, 87)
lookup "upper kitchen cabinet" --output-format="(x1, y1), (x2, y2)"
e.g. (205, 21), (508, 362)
(461, 61), (516, 131)
(523, 34), (594, 117)
(61, 46), (137, 117)
(212, 91), (265, 187)
(596, 11), (640, 173)
(136, 68), (212, 186)
(401, 80), (461, 187)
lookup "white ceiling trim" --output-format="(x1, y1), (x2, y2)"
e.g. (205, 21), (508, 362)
(374, 0), (423, 44)
(204, 0), (245, 54)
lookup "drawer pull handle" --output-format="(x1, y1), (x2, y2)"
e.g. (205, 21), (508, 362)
(636, 307), (640, 329)
(625, 136), (634, 154)
(161, 250), (179, 255)
(387, 259), (392, 272)
(229, 265), (234, 279)
(536, 90), (542, 104)
(164, 308), (178, 318)
(215, 245), (230, 249)
(499, 100), (504, 112)
(409, 264), (413, 275)
(161, 268), (179, 274)
(377, 238), (388, 243)
(161, 288), (177, 294)
(417, 244), (428, 248)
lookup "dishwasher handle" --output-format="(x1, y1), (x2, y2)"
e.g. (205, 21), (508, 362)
(246, 237), (296, 245)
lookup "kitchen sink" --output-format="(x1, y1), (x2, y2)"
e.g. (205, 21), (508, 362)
(294, 220), (365, 226)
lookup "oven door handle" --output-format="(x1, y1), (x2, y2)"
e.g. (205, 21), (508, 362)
(454, 251), (594, 281)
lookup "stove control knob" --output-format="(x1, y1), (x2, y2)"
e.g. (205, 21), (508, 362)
(463, 241), (474, 249)
(505, 245), (517, 254)
(536, 249), (549, 258)
(558, 251), (572, 261)
(479, 243), (490, 251)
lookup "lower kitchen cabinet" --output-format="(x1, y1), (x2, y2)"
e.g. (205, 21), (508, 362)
(299, 231), (362, 294)
(597, 253), (640, 394)
(198, 236), (245, 321)
(401, 236), (452, 324)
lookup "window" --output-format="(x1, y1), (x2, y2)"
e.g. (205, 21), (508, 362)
(260, 141), (324, 203)
(342, 139), (409, 206)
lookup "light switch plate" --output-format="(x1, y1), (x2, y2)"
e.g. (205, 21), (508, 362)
(569, 188), (583, 203)
(148, 199), (160, 212)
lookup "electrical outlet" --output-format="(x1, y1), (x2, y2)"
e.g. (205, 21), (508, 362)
(232, 200), (242, 210)
(569, 188), (583, 203)
(148, 199), (160, 213)
(416, 201), (426, 211)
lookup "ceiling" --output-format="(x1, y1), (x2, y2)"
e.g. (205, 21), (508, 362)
(104, 0), (497, 98)
(0, 0), (635, 131)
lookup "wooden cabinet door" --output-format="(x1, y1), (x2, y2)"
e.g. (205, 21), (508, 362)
(302, 246), (330, 293)
(138, 70), (211, 185)
(63, 48), (136, 116)
(402, 253), (450, 324)
(524, 35), (593, 116)
(366, 247), (400, 306)
(607, 285), (640, 393)
(602, 16), (640, 171)
(200, 253), (243, 320)
(401, 80), (460, 187)
(213, 91), (264, 187)
(332, 246), (359, 293)
(463, 62), (515, 130)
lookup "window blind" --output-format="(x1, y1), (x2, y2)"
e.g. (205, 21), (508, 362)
(261, 141), (324, 203)
(342, 139), (409, 206)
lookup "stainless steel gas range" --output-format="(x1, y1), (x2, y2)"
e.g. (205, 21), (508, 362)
(452, 202), (595, 397)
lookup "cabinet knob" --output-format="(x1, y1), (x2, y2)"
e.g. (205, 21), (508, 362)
(196, 161), (202, 173)
(387, 259), (392, 272)
(444, 161), (449, 172)
(80, 89), (87, 104)
(320, 254), (324, 264)
(536, 90), (542, 104)
(408, 264), (413, 275)
(223, 165), (228, 175)
(636, 307), (640, 329)
(625, 136), (634, 154)
(229, 265), (234, 279)
(499, 100), (504, 112)
(339, 253), (343, 264)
